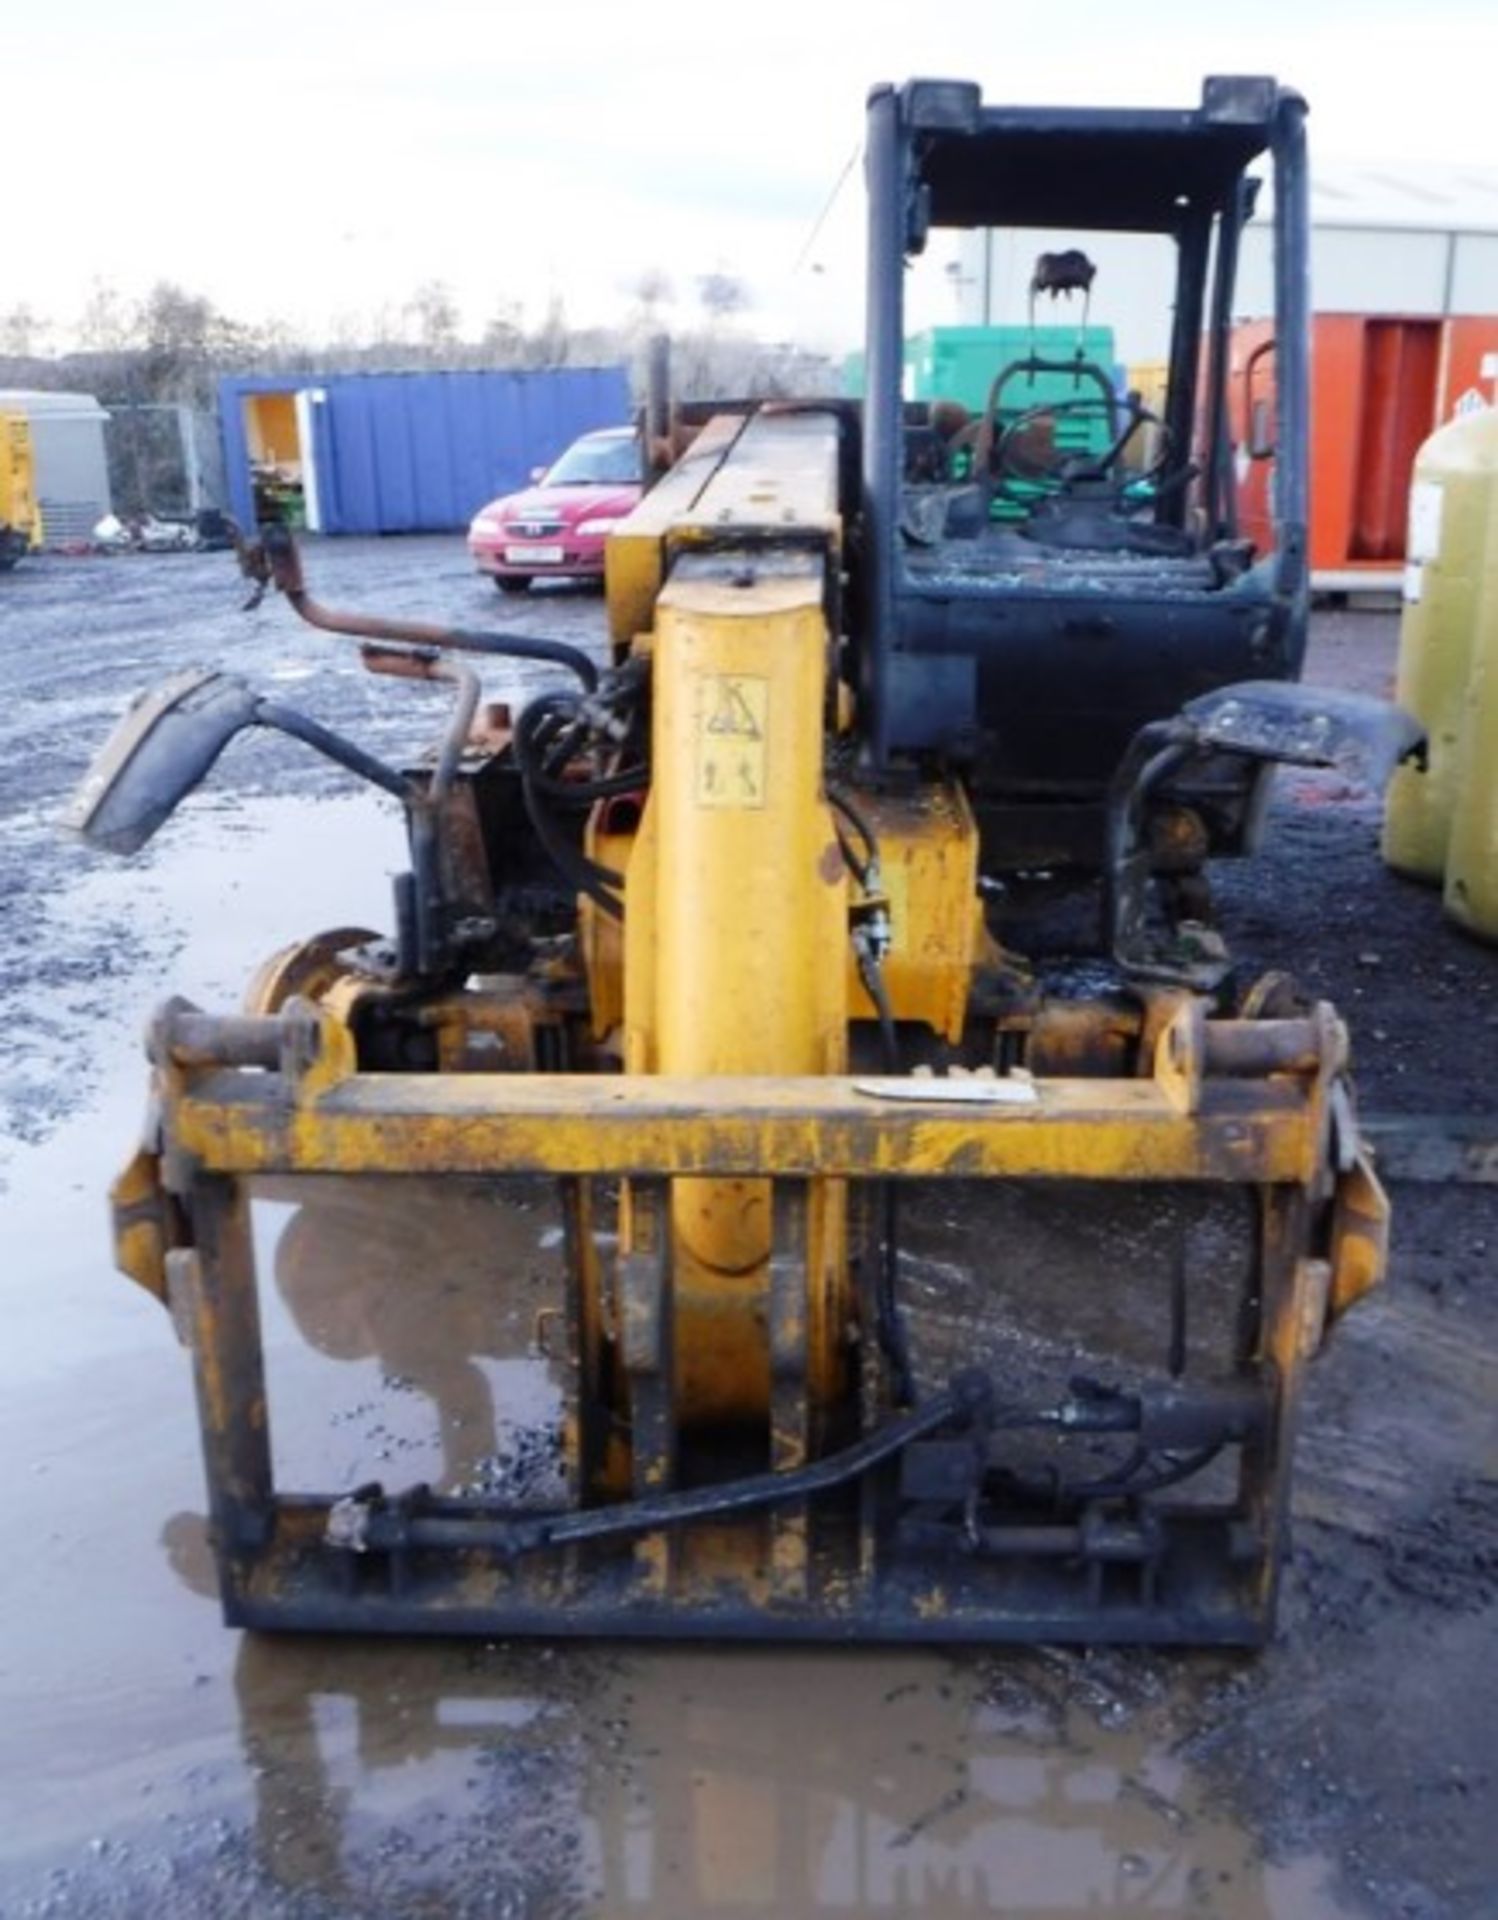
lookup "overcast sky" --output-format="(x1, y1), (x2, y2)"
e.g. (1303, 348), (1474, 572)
(13, 0), (1498, 353)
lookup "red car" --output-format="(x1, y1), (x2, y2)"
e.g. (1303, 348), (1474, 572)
(467, 426), (642, 593)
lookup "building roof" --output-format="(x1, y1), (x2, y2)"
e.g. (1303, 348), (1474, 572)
(1255, 162), (1498, 235)
(0, 388), (110, 418)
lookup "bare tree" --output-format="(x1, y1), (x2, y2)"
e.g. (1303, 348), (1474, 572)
(404, 281), (460, 360)
(480, 299), (525, 364)
(0, 272), (836, 463)
(248, 313), (306, 372)
(628, 268), (674, 322)
(137, 281), (254, 400)
(328, 309), (365, 355)
(77, 279), (137, 356)
(527, 295), (571, 368)
(696, 271), (750, 323)
(0, 305), (53, 358)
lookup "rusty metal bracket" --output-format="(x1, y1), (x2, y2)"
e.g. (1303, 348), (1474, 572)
(242, 524), (600, 689)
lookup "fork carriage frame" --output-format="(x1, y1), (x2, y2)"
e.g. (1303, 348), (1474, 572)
(116, 994), (1385, 1646)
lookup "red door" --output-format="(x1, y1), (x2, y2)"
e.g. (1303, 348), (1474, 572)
(1348, 320), (1441, 561)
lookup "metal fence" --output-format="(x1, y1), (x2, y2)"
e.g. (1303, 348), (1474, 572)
(104, 401), (226, 518)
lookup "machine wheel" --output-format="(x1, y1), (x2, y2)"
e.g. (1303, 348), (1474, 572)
(496, 575), (532, 595)
(243, 927), (381, 1016)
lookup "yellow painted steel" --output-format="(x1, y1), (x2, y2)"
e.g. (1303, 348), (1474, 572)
(161, 1068), (1319, 1184)
(1327, 1148), (1390, 1323)
(668, 409), (841, 551)
(587, 775), (994, 1042)
(640, 576), (846, 1088)
(109, 1144), (173, 1305)
(595, 405), (990, 1052)
(606, 411), (841, 655)
(602, 408), (855, 1430)
(580, 823), (630, 1039)
(605, 415), (747, 652)
(846, 784), (991, 1042)
(1383, 408), (1498, 881)
(621, 554), (850, 1424)
(586, 778), (993, 1045)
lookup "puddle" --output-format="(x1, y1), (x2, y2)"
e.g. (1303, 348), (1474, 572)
(254, 1177), (567, 1503)
(1, 788), (400, 1182)
(0, 787), (1360, 1917)
(0, 1162), (1354, 1919)
(591, 1650), (1356, 1917)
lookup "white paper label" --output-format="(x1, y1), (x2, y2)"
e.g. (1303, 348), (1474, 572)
(1408, 481), (1444, 563)
(1403, 563), (1424, 605)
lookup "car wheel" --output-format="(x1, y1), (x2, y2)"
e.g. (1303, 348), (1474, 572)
(496, 575), (532, 595)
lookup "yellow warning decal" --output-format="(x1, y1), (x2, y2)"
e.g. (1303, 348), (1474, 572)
(695, 674), (768, 808)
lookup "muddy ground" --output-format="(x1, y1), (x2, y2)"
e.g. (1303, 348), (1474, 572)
(0, 540), (1494, 1918)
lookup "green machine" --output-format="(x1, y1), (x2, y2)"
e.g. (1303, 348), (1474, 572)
(905, 325), (1117, 414)
(842, 326), (1119, 415)
(844, 325), (1123, 515)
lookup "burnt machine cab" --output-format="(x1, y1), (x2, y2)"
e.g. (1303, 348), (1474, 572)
(857, 76), (1310, 870)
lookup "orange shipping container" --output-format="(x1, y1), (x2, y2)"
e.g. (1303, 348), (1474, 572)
(1228, 313), (1498, 591)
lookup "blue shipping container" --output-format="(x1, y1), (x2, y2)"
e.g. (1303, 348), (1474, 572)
(218, 366), (632, 536)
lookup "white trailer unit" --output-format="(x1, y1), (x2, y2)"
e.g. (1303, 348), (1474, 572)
(0, 390), (112, 544)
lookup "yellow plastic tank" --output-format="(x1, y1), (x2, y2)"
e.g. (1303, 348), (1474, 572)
(1382, 407), (1498, 882)
(1443, 551), (1498, 941)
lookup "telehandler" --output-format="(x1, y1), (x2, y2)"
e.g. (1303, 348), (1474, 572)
(71, 77), (1417, 1643)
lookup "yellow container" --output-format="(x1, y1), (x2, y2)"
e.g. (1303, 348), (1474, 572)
(1382, 408), (1498, 881)
(1443, 559), (1498, 942)
(0, 412), (41, 557)
(1123, 360), (1169, 472)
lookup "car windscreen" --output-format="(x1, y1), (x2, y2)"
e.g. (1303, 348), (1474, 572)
(544, 435), (639, 486)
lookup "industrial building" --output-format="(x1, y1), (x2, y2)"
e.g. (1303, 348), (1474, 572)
(950, 161), (1498, 357)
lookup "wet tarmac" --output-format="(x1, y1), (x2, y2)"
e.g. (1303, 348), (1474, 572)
(0, 1102), (1353, 1919)
(1, 543), (1494, 1917)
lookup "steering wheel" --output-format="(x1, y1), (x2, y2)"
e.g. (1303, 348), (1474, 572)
(995, 394), (1175, 500)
